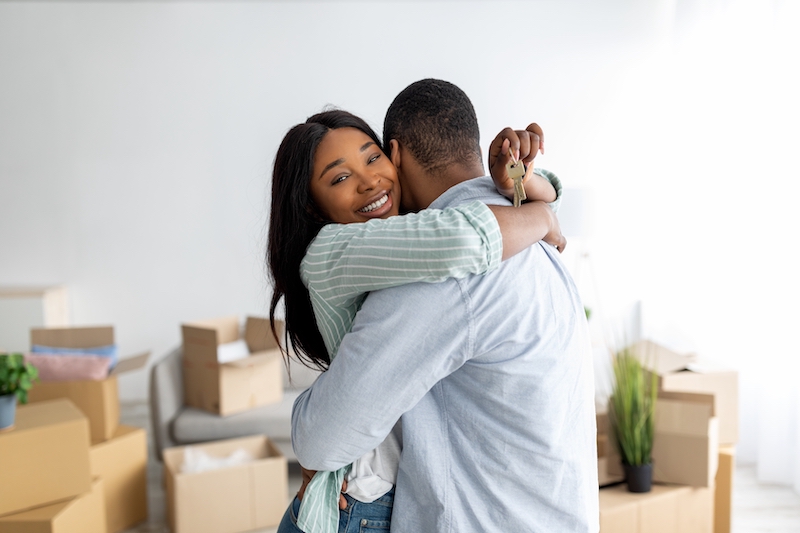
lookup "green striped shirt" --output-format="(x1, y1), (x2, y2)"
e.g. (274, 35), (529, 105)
(301, 199), (504, 360)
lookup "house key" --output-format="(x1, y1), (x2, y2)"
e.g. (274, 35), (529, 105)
(506, 150), (527, 207)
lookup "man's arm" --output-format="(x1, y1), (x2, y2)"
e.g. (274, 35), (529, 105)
(292, 279), (472, 471)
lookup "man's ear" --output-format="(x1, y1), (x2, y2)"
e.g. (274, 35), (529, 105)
(389, 139), (401, 168)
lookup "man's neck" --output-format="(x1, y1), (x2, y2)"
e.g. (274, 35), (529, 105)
(419, 162), (485, 209)
(393, 140), (485, 211)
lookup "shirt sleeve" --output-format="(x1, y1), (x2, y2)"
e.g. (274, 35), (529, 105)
(533, 168), (563, 214)
(300, 199), (502, 311)
(291, 278), (474, 471)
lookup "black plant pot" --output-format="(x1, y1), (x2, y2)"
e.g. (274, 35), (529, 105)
(623, 462), (653, 493)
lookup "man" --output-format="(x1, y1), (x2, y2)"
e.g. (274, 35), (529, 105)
(292, 79), (598, 532)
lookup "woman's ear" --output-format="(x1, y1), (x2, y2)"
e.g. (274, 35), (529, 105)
(389, 139), (401, 168)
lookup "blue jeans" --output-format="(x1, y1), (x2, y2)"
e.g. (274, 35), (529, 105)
(277, 487), (394, 533)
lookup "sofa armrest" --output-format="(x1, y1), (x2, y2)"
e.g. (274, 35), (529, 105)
(149, 347), (184, 460)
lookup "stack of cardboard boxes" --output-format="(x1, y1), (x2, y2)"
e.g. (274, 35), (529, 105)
(598, 340), (739, 533)
(0, 399), (105, 532)
(162, 316), (288, 533)
(22, 326), (150, 533)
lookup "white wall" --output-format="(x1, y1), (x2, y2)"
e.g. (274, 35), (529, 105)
(1, 1), (798, 465)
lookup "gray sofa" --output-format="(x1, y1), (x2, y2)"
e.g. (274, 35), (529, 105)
(149, 346), (321, 461)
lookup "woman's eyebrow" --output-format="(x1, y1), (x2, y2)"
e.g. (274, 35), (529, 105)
(319, 158), (345, 180)
(360, 141), (375, 152)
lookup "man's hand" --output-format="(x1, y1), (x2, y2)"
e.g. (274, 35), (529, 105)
(297, 466), (349, 510)
(488, 123), (545, 198)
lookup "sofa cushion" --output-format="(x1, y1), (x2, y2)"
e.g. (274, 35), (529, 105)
(172, 389), (302, 444)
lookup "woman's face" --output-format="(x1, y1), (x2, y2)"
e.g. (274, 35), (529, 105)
(310, 127), (401, 224)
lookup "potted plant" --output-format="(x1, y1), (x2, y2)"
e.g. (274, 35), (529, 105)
(609, 346), (657, 492)
(0, 353), (39, 431)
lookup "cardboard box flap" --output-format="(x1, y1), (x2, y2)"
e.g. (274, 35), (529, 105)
(110, 351), (151, 376)
(31, 326), (114, 349)
(656, 393), (715, 435)
(14, 399), (86, 431)
(683, 361), (736, 374)
(226, 349), (282, 369)
(182, 316), (240, 346)
(658, 390), (715, 415)
(245, 317), (282, 353)
(163, 435), (277, 474)
(630, 339), (697, 375)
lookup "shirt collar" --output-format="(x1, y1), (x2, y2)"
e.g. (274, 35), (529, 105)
(428, 176), (496, 210)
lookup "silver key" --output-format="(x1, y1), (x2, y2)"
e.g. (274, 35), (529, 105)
(506, 157), (527, 207)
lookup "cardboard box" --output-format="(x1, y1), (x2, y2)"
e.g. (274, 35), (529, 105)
(90, 425), (147, 533)
(608, 392), (719, 488)
(597, 409), (625, 487)
(599, 456), (625, 487)
(27, 326), (150, 444)
(714, 446), (735, 533)
(598, 433), (609, 458)
(599, 483), (713, 533)
(0, 478), (106, 533)
(652, 392), (719, 487)
(0, 399), (92, 517)
(182, 316), (283, 416)
(597, 409), (610, 435)
(163, 435), (288, 533)
(629, 340), (738, 445)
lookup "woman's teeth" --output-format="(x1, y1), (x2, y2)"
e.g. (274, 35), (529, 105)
(359, 194), (388, 213)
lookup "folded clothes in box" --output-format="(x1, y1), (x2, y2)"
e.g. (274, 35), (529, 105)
(25, 353), (112, 381)
(31, 343), (119, 368)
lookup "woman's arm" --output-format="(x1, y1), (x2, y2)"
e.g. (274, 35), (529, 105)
(489, 199), (564, 259)
(301, 199), (560, 308)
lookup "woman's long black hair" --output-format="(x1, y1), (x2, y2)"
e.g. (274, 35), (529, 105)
(268, 110), (383, 370)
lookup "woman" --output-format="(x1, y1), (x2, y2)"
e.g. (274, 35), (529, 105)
(268, 109), (562, 533)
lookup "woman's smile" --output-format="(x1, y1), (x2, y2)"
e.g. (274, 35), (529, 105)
(358, 192), (391, 215)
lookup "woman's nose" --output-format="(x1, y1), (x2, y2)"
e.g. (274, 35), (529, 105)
(357, 172), (381, 193)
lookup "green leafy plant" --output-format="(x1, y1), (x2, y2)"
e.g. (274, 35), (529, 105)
(609, 347), (657, 466)
(0, 353), (39, 404)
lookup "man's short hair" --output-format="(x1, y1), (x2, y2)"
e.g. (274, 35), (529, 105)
(383, 79), (482, 175)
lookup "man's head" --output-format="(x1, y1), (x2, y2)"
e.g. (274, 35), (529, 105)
(383, 79), (485, 211)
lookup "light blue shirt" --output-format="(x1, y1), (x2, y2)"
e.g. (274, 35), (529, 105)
(292, 176), (599, 533)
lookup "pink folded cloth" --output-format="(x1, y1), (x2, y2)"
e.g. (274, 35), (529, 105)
(25, 353), (112, 381)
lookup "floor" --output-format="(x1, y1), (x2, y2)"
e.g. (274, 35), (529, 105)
(120, 402), (800, 533)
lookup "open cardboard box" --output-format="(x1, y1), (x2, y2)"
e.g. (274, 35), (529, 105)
(0, 478), (106, 533)
(599, 483), (714, 533)
(0, 399), (92, 518)
(608, 391), (719, 488)
(182, 316), (283, 416)
(90, 424), (147, 533)
(27, 326), (150, 444)
(163, 435), (288, 533)
(629, 340), (738, 445)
